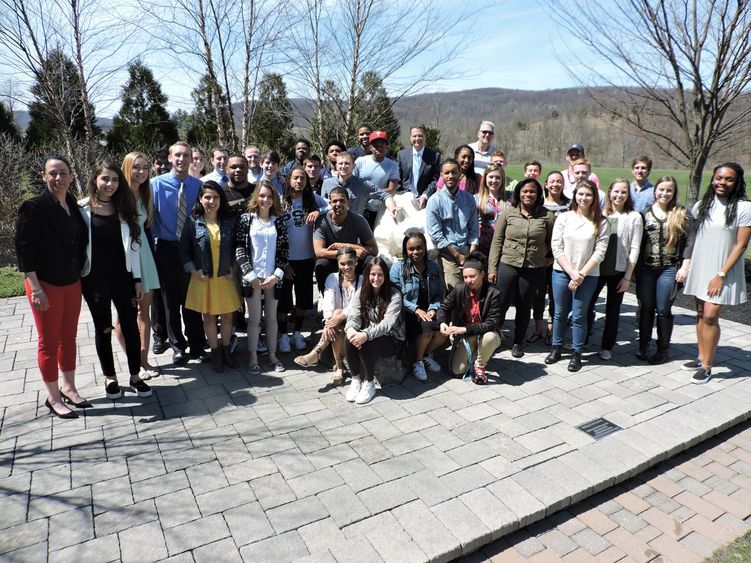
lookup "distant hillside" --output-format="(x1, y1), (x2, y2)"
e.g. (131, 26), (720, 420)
(12, 111), (112, 131)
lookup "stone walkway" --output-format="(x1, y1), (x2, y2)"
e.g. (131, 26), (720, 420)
(461, 419), (751, 562)
(0, 293), (749, 562)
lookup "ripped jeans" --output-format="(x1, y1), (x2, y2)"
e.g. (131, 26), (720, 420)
(82, 272), (141, 378)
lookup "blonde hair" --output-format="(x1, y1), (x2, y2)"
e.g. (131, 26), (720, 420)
(121, 151), (153, 228)
(654, 176), (687, 251)
(247, 180), (283, 217)
(477, 164), (506, 211)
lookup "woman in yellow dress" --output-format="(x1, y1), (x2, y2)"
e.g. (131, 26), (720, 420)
(180, 181), (241, 372)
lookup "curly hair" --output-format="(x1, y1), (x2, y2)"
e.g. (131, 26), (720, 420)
(695, 162), (747, 228)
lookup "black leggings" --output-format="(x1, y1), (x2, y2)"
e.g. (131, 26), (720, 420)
(344, 335), (398, 382)
(587, 272), (626, 351)
(495, 263), (546, 345)
(532, 266), (554, 322)
(82, 272), (141, 378)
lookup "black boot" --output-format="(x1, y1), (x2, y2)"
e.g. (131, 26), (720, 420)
(568, 352), (582, 372)
(648, 315), (673, 365)
(222, 345), (239, 369)
(637, 306), (655, 361)
(545, 346), (562, 364)
(210, 348), (224, 373)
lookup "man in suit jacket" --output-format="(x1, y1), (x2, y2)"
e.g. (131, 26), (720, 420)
(397, 124), (442, 209)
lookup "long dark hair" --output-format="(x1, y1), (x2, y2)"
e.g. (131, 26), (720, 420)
(511, 178), (545, 214)
(282, 165), (317, 213)
(192, 180), (231, 221)
(454, 144), (478, 194)
(336, 246), (359, 294)
(87, 162), (141, 248)
(400, 229), (428, 284)
(696, 162), (747, 228)
(359, 257), (396, 324)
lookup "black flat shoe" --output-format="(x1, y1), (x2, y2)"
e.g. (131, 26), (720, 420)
(60, 392), (92, 408)
(568, 352), (582, 372)
(45, 399), (78, 419)
(129, 379), (153, 398)
(152, 338), (168, 355)
(105, 381), (122, 400)
(545, 346), (562, 365)
(172, 350), (188, 365)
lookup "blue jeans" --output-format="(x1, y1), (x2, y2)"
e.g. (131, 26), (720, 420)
(551, 270), (598, 352)
(636, 265), (678, 344)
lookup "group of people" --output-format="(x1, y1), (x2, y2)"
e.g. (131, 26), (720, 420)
(15, 122), (751, 415)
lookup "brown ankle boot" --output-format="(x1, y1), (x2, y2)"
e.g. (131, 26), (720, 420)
(210, 348), (224, 372)
(222, 346), (238, 369)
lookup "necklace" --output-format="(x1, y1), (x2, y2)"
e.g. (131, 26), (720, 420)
(95, 196), (112, 204)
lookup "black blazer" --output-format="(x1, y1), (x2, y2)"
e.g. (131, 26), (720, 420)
(397, 147), (441, 197)
(437, 281), (501, 336)
(15, 189), (88, 286)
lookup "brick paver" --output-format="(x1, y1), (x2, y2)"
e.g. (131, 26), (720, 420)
(0, 293), (749, 561)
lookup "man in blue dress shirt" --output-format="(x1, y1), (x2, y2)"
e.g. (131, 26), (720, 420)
(630, 155), (655, 213)
(151, 141), (207, 364)
(426, 159), (479, 290)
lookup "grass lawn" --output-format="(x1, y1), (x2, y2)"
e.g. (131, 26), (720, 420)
(705, 529), (751, 562)
(504, 164), (714, 205)
(0, 267), (26, 298)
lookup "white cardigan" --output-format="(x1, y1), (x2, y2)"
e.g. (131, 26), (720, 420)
(607, 210), (643, 273)
(78, 200), (141, 279)
(552, 211), (609, 276)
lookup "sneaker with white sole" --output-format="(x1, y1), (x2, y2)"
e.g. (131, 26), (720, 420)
(599, 349), (612, 360)
(278, 334), (291, 353)
(682, 358), (702, 371)
(691, 366), (712, 384)
(345, 379), (362, 402)
(355, 381), (376, 404)
(292, 331), (307, 351)
(412, 361), (428, 381)
(423, 354), (441, 373)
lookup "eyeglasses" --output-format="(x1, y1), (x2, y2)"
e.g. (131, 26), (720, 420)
(480, 130), (495, 136)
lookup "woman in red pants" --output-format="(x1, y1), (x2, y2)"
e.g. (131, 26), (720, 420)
(15, 156), (89, 418)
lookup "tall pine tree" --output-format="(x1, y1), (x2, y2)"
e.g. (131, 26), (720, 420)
(107, 61), (178, 153)
(0, 101), (19, 140)
(250, 73), (294, 157)
(352, 71), (400, 152)
(185, 74), (233, 149)
(25, 50), (99, 148)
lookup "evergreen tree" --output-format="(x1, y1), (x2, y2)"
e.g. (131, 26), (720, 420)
(186, 74), (232, 148)
(250, 73), (294, 157)
(107, 61), (178, 153)
(25, 50), (99, 148)
(352, 71), (400, 152)
(0, 101), (19, 140)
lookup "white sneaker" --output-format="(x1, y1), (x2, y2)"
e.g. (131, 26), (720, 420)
(345, 379), (362, 402)
(355, 381), (376, 404)
(412, 361), (428, 381)
(278, 334), (291, 353)
(423, 354), (441, 373)
(292, 331), (307, 351)
(599, 349), (612, 360)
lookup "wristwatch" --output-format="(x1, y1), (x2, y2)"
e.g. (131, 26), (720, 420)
(717, 271), (726, 279)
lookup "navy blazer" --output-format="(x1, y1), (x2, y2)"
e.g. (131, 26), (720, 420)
(397, 147), (441, 197)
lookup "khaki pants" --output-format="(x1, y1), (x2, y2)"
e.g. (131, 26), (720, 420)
(449, 332), (502, 376)
(441, 257), (463, 291)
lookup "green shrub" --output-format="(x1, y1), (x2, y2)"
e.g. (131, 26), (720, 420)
(0, 267), (25, 298)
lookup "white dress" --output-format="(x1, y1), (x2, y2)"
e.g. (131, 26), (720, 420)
(683, 197), (751, 305)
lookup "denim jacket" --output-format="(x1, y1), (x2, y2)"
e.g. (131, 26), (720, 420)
(389, 259), (443, 313)
(179, 216), (237, 277)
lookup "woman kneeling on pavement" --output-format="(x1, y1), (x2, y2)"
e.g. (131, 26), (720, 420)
(390, 230), (447, 382)
(437, 252), (502, 384)
(344, 257), (404, 404)
(294, 246), (362, 385)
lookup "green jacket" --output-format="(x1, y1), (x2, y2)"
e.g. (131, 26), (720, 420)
(488, 206), (555, 271)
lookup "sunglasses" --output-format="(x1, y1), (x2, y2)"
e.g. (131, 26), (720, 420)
(480, 130), (495, 136)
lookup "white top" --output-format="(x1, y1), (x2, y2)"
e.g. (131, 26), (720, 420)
(552, 211), (610, 276)
(249, 214), (278, 279)
(683, 197), (751, 305)
(284, 194), (326, 261)
(322, 273), (363, 319)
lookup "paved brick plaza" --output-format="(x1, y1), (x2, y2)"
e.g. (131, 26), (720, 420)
(0, 293), (749, 561)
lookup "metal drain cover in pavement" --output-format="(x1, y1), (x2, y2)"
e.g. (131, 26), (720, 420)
(577, 418), (622, 440)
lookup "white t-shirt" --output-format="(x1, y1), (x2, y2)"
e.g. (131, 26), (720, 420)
(283, 194), (326, 261)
